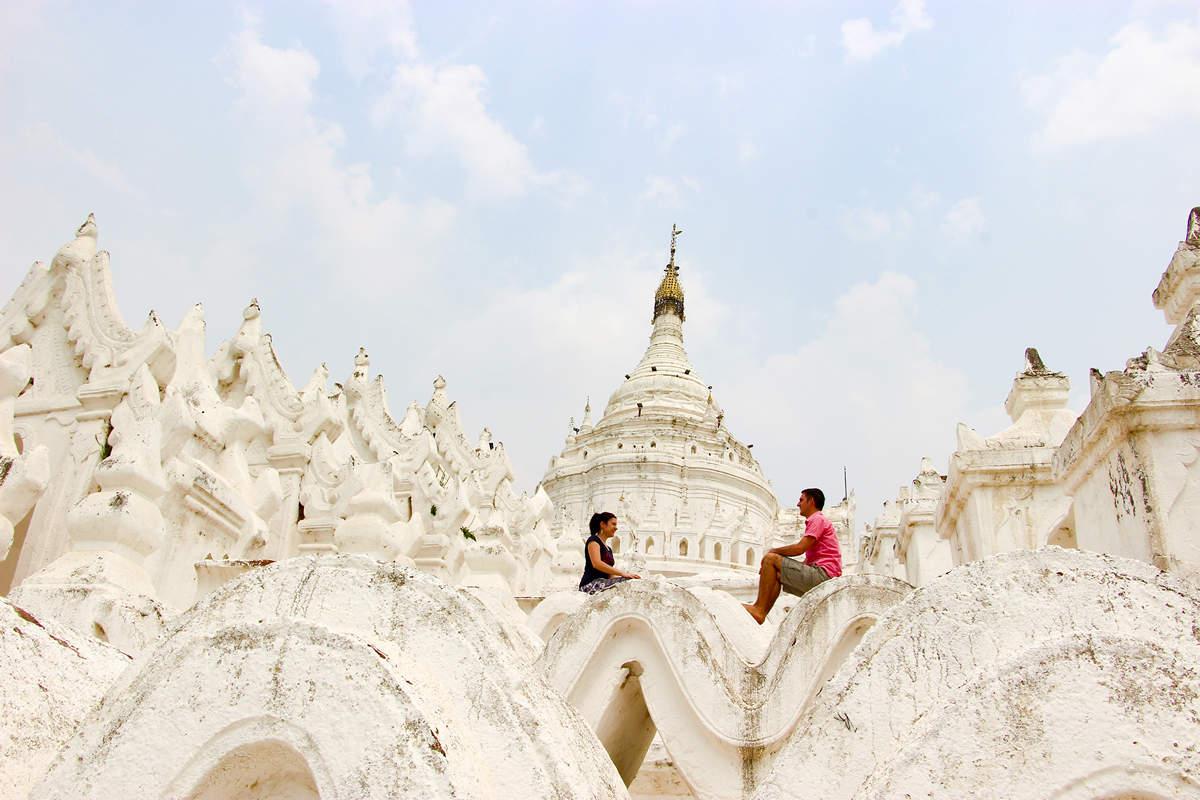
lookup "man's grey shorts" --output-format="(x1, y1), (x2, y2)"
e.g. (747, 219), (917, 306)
(780, 556), (830, 597)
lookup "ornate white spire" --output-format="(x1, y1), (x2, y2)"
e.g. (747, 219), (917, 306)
(579, 399), (593, 432)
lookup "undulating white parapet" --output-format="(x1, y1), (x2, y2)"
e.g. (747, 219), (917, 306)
(538, 573), (911, 799)
(30, 556), (629, 800)
(937, 347), (1077, 568)
(0, 598), (131, 800)
(750, 548), (1200, 800)
(1055, 207), (1200, 582)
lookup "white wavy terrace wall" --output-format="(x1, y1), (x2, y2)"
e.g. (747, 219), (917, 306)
(538, 574), (911, 799)
(751, 547), (1200, 800)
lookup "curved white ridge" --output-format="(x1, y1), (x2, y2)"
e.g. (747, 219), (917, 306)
(31, 556), (629, 800)
(752, 547), (1200, 800)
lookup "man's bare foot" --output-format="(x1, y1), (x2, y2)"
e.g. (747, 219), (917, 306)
(742, 603), (766, 624)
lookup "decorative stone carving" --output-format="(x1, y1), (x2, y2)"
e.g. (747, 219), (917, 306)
(0, 220), (558, 611)
(935, 348), (1076, 568)
(333, 461), (411, 561)
(894, 458), (951, 586)
(0, 345), (49, 560)
(67, 365), (166, 562)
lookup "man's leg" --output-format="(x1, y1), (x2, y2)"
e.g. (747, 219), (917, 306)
(743, 553), (783, 624)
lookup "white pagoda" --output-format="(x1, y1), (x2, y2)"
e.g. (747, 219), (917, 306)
(541, 227), (853, 580)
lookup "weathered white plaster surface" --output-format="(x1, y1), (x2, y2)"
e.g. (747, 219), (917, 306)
(9, 550), (170, 656)
(539, 573), (910, 799)
(31, 555), (628, 800)
(0, 599), (131, 800)
(751, 547), (1200, 800)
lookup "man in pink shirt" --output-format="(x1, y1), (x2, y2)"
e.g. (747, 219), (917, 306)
(743, 488), (843, 624)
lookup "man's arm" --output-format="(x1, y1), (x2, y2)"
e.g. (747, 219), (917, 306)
(771, 536), (816, 559)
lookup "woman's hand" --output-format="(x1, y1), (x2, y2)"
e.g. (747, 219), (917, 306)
(624, 572), (641, 579)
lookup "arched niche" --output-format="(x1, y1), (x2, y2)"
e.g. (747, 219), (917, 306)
(184, 739), (320, 800)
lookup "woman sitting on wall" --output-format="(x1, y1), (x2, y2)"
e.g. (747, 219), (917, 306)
(579, 512), (641, 594)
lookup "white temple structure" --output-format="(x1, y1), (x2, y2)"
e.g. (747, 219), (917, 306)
(0, 215), (559, 646)
(542, 226), (855, 584)
(3, 211), (1200, 800)
(872, 206), (1200, 591)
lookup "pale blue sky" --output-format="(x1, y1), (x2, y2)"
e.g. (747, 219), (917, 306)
(3, 1), (1199, 529)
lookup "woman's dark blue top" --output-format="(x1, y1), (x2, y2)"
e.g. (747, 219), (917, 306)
(579, 534), (615, 588)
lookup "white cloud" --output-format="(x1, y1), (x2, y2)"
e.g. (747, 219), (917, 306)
(736, 138), (760, 164)
(638, 175), (699, 208)
(843, 189), (984, 246)
(226, 28), (320, 116)
(660, 121), (687, 151)
(841, 0), (933, 62)
(942, 197), (986, 242)
(372, 62), (582, 200)
(436, 247), (730, 487)
(223, 26), (455, 284)
(714, 72), (745, 99)
(842, 204), (914, 241)
(23, 122), (147, 200)
(1024, 13), (1200, 149)
(320, 0), (417, 80)
(723, 271), (968, 528)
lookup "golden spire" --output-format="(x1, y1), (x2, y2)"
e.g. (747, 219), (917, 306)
(653, 223), (685, 322)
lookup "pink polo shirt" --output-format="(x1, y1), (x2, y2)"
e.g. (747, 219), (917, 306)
(802, 512), (842, 578)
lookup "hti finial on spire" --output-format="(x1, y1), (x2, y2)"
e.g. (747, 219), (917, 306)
(653, 224), (687, 322)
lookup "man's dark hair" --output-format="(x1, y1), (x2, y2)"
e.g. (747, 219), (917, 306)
(802, 488), (825, 510)
(589, 511), (616, 534)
